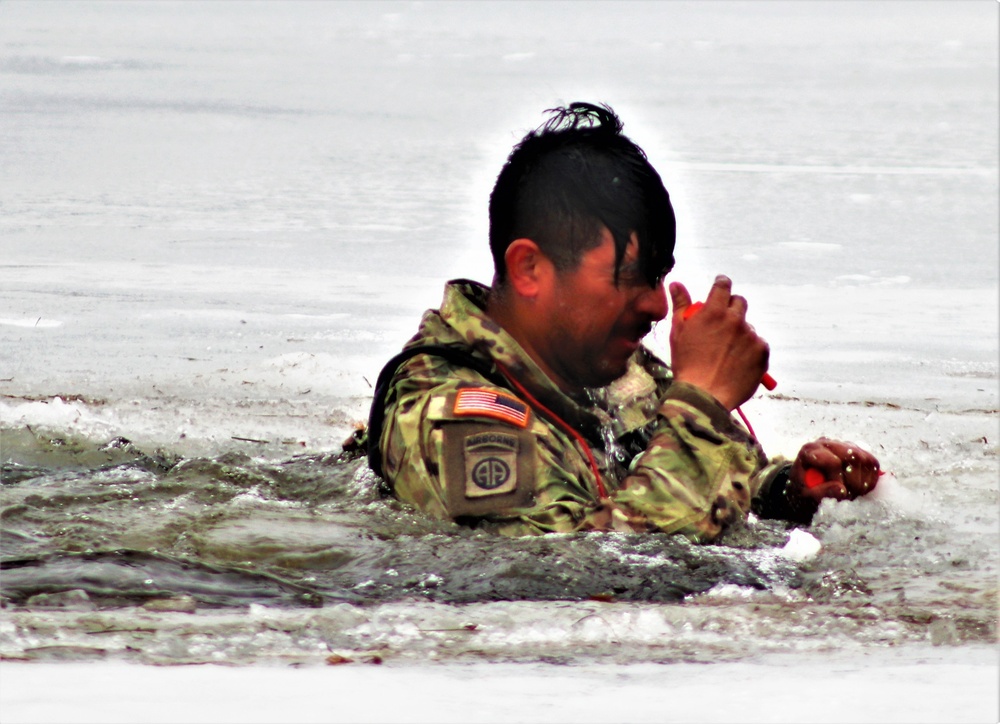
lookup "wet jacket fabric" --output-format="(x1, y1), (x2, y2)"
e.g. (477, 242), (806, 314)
(375, 279), (789, 541)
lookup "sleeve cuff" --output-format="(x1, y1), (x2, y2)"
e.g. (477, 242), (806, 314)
(751, 462), (819, 524)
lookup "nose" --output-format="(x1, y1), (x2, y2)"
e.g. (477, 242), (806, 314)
(635, 281), (668, 321)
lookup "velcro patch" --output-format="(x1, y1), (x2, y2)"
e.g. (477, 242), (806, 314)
(441, 423), (536, 517)
(453, 388), (530, 428)
(464, 431), (519, 498)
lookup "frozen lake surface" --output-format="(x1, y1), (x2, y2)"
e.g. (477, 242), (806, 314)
(1, 2), (997, 721)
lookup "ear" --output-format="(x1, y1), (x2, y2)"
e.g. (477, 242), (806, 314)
(504, 238), (552, 299)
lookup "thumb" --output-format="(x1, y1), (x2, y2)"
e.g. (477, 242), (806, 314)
(669, 282), (692, 321)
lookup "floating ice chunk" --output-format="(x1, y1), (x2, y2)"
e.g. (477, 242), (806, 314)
(866, 473), (922, 515)
(700, 583), (759, 600)
(779, 529), (821, 561)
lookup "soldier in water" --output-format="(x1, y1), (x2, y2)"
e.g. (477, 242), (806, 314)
(367, 102), (880, 539)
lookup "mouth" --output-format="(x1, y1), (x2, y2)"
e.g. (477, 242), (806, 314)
(611, 322), (653, 360)
(627, 324), (653, 345)
(618, 331), (646, 355)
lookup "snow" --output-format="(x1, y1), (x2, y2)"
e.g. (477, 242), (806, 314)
(2, 649), (997, 724)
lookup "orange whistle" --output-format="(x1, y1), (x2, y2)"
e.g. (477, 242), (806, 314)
(682, 301), (777, 391)
(681, 301), (704, 320)
(803, 468), (825, 489)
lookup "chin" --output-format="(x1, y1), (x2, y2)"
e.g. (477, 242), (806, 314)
(586, 358), (631, 389)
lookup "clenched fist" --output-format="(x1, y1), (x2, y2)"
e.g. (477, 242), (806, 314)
(784, 438), (881, 522)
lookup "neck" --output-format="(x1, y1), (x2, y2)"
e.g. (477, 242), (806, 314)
(486, 282), (580, 395)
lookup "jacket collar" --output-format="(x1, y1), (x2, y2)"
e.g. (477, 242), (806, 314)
(439, 279), (609, 447)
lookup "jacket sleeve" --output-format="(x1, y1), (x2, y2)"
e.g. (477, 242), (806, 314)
(607, 381), (790, 542)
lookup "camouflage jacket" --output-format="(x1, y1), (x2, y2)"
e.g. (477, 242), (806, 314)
(374, 280), (790, 540)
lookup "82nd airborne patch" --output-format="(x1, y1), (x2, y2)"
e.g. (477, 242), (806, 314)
(441, 421), (536, 517)
(464, 431), (519, 498)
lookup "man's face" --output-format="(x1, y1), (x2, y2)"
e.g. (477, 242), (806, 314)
(537, 228), (669, 391)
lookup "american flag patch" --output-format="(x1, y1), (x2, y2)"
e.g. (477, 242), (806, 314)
(454, 388), (530, 428)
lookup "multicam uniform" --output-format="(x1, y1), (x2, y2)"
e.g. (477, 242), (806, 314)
(371, 280), (791, 541)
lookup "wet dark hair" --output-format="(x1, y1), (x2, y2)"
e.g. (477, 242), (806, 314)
(489, 102), (675, 286)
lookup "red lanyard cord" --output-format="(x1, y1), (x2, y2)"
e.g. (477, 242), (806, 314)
(735, 406), (758, 441)
(494, 362), (608, 500)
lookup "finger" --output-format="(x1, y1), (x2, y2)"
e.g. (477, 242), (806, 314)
(729, 294), (748, 317)
(863, 454), (881, 483)
(821, 439), (875, 466)
(845, 454), (880, 498)
(821, 439), (855, 460)
(821, 441), (881, 498)
(809, 480), (850, 502)
(800, 445), (843, 477)
(811, 439), (870, 476)
(851, 472), (879, 498)
(669, 281), (693, 321)
(795, 471), (849, 502)
(841, 458), (867, 494)
(704, 274), (732, 310)
(854, 448), (881, 475)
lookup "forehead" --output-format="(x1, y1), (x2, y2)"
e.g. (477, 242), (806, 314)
(578, 228), (639, 270)
(586, 227), (634, 256)
(572, 227), (671, 287)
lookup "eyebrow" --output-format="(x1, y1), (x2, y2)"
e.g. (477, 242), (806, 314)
(614, 257), (646, 283)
